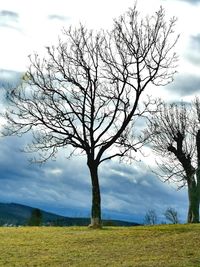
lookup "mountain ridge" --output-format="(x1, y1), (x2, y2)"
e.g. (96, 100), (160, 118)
(0, 202), (140, 226)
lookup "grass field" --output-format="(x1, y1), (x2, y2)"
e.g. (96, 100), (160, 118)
(0, 224), (200, 266)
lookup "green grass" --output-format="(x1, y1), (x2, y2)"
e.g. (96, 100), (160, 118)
(0, 224), (200, 266)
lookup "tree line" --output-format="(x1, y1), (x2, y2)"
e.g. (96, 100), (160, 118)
(2, 3), (197, 228)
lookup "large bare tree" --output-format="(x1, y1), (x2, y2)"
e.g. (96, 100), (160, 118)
(146, 99), (200, 223)
(2, 6), (178, 228)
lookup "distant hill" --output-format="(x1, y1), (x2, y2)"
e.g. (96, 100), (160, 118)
(0, 203), (139, 226)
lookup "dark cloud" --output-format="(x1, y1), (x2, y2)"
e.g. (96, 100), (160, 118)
(0, 10), (19, 30)
(0, 133), (188, 223)
(0, 69), (22, 112)
(176, 0), (200, 3)
(99, 161), (187, 223)
(0, 10), (18, 20)
(186, 34), (200, 66)
(0, 136), (91, 214)
(48, 14), (69, 21)
(191, 34), (200, 49)
(0, 69), (22, 88)
(166, 74), (200, 97)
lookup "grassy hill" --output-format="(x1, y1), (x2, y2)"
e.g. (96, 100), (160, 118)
(0, 224), (199, 266)
(0, 202), (138, 226)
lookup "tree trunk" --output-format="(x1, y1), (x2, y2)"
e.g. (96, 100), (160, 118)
(187, 181), (199, 223)
(87, 161), (102, 228)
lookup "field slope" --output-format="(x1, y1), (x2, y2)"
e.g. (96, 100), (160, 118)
(0, 224), (200, 266)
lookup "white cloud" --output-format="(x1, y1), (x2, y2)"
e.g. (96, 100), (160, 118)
(45, 168), (63, 176)
(1, 0), (198, 74)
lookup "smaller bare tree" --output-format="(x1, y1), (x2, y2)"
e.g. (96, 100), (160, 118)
(144, 209), (158, 225)
(146, 99), (200, 223)
(164, 207), (179, 224)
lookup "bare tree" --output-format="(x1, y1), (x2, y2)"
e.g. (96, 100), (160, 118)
(2, 6), (178, 228)
(146, 99), (200, 223)
(164, 207), (179, 224)
(144, 209), (158, 225)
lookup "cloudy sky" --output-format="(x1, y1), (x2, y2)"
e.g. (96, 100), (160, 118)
(0, 0), (200, 224)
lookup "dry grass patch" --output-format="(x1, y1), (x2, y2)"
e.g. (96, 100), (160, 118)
(0, 224), (200, 266)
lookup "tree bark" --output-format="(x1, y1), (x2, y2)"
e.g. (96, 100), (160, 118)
(187, 180), (199, 223)
(87, 161), (102, 228)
